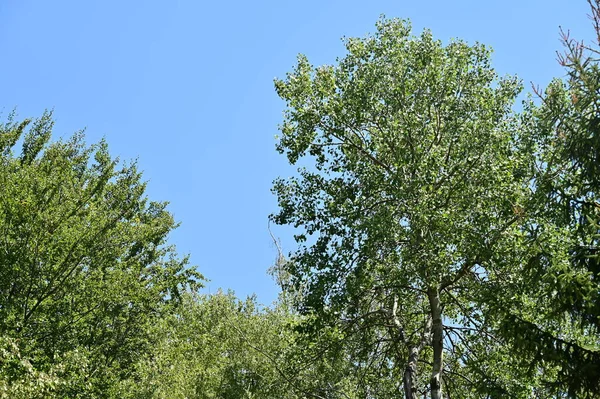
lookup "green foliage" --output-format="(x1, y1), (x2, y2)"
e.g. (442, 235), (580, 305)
(0, 111), (202, 397)
(116, 292), (345, 398)
(488, 2), (600, 396)
(2, 4), (600, 398)
(116, 292), (293, 399)
(272, 17), (540, 398)
(0, 336), (61, 399)
(117, 290), (410, 399)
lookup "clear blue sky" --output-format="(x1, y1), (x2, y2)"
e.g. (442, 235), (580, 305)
(0, 1), (593, 304)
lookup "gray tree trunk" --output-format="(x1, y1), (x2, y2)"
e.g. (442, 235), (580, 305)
(403, 346), (419, 399)
(428, 287), (444, 399)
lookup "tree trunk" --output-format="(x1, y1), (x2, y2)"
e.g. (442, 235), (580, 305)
(403, 345), (419, 399)
(387, 294), (418, 399)
(428, 286), (444, 399)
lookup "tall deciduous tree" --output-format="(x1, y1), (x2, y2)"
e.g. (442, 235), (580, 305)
(272, 19), (536, 398)
(0, 111), (201, 397)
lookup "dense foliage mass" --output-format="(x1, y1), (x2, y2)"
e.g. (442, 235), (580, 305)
(0, 113), (201, 397)
(493, 4), (600, 394)
(1, 2), (599, 398)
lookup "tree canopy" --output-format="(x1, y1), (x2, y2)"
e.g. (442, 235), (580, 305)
(272, 10), (600, 399)
(0, 111), (201, 397)
(2, 2), (600, 398)
(490, 2), (600, 395)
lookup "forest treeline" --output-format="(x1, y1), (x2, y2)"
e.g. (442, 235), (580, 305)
(1, 2), (600, 398)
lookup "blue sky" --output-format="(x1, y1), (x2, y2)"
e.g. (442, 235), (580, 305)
(0, 1), (593, 304)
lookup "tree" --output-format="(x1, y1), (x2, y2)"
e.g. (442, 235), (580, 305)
(0, 111), (201, 397)
(116, 292), (291, 399)
(488, 1), (600, 396)
(272, 18), (537, 398)
(117, 291), (368, 399)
